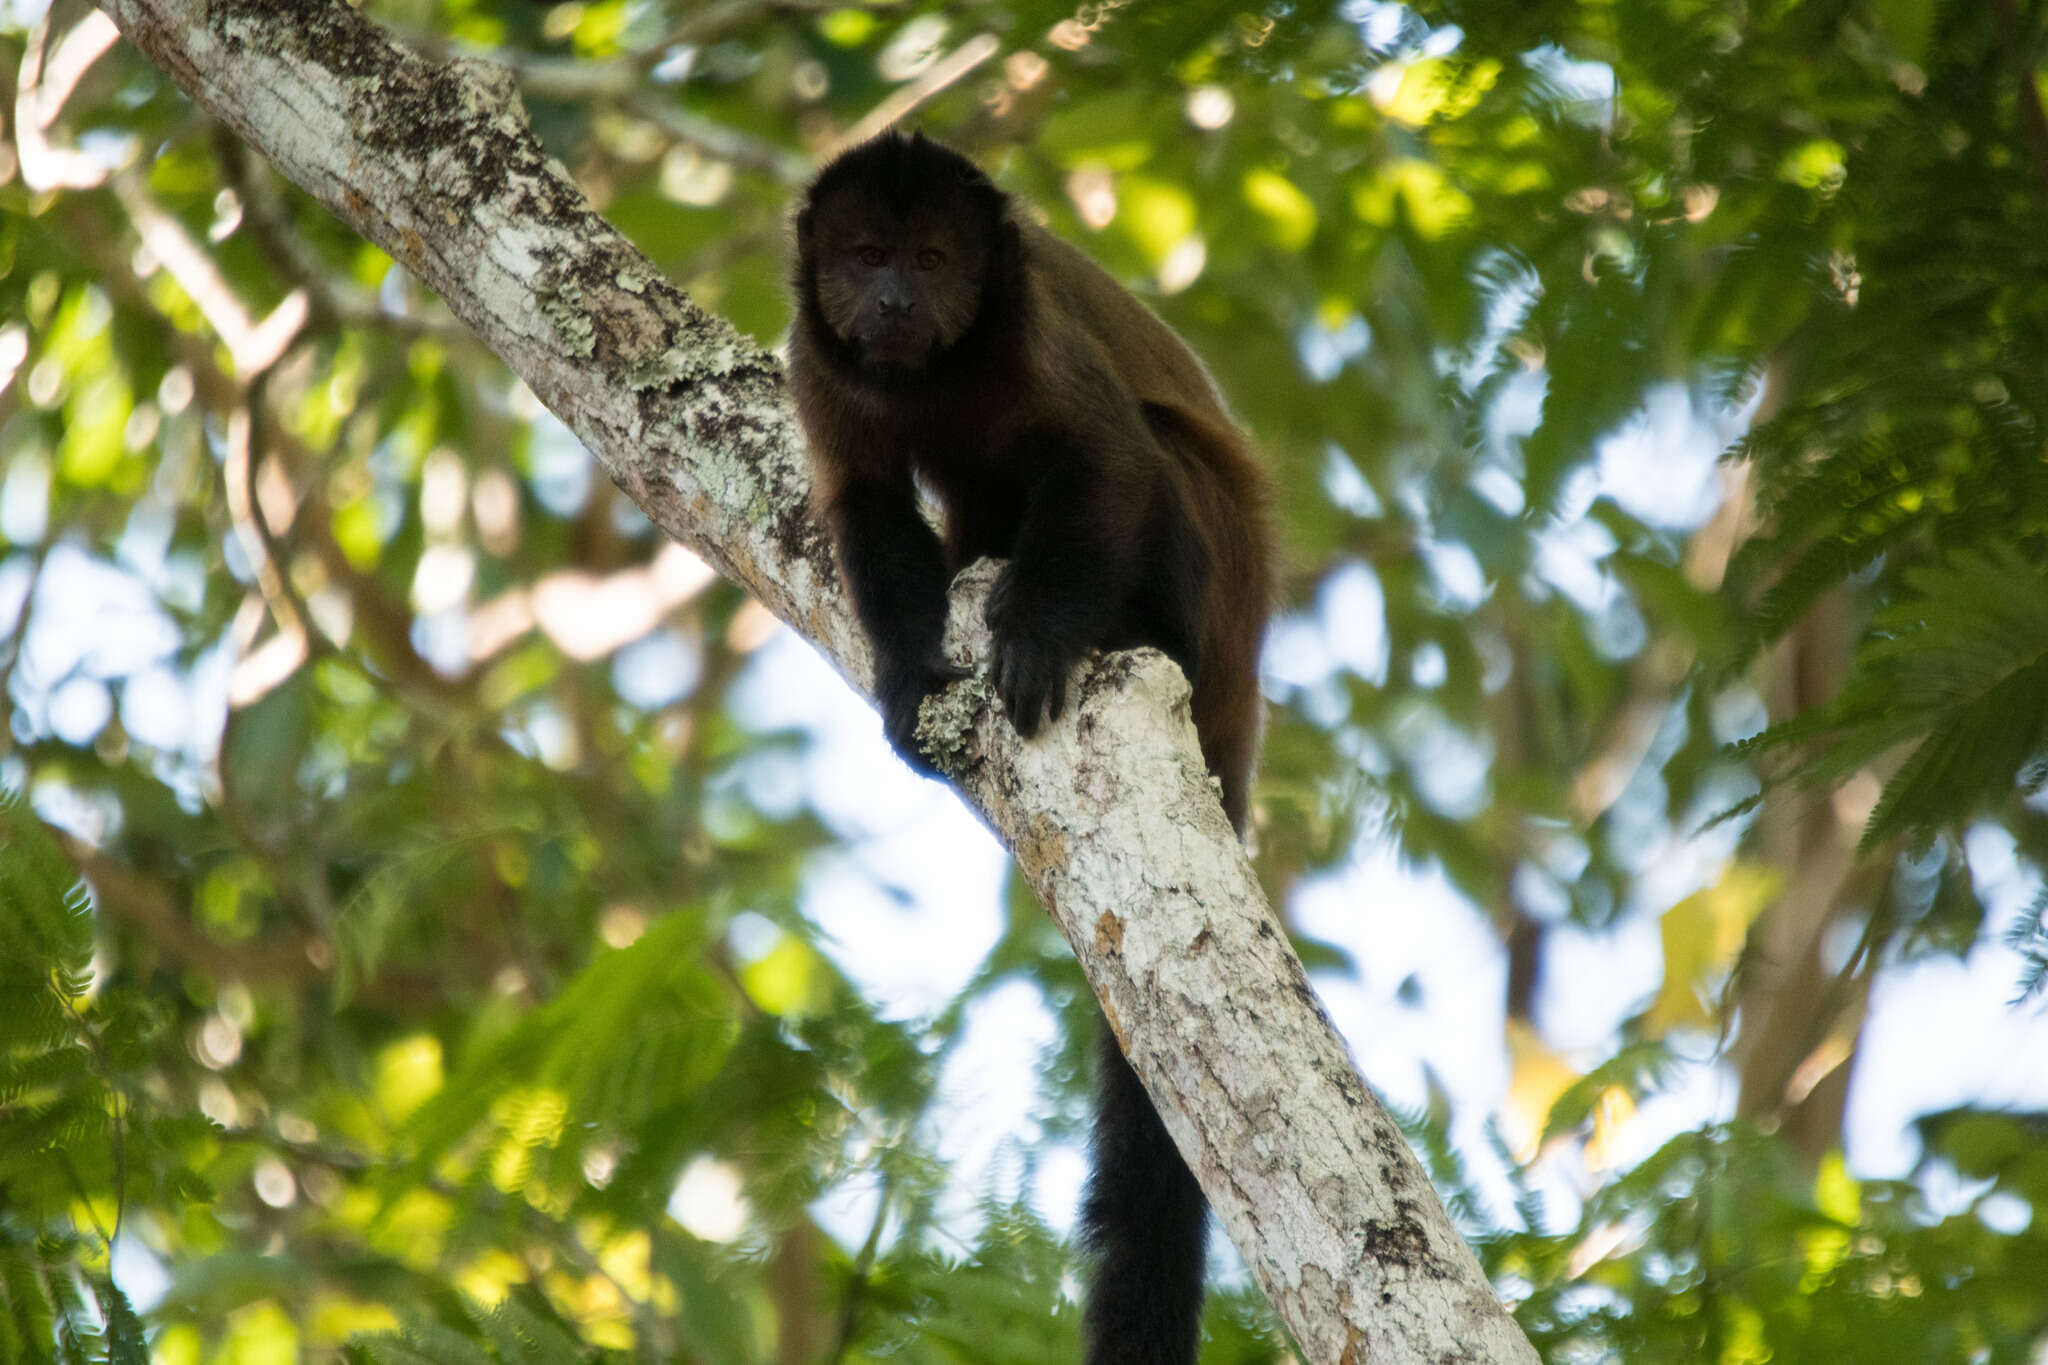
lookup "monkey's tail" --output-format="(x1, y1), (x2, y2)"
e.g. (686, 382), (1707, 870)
(1080, 1026), (1208, 1365)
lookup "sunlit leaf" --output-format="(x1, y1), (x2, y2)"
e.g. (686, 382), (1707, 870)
(1645, 863), (1781, 1036)
(1242, 168), (1318, 251)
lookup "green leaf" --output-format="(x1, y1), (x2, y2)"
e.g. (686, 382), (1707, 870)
(400, 912), (738, 1175)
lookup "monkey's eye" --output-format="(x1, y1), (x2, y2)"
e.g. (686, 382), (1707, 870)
(915, 249), (946, 270)
(858, 247), (887, 267)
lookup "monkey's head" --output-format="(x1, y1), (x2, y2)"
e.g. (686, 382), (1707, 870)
(796, 130), (1017, 379)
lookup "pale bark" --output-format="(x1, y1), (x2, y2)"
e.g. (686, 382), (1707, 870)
(93, 2), (1539, 1360)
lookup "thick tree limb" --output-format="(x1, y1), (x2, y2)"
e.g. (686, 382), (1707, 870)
(92, 2), (1539, 1360)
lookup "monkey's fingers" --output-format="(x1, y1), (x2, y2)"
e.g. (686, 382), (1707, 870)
(993, 632), (1075, 738)
(993, 651), (1031, 737)
(877, 667), (949, 776)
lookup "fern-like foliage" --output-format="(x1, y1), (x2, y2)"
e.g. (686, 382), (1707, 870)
(1696, 0), (2048, 868)
(395, 911), (742, 1187)
(0, 794), (94, 1055)
(1537, 1040), (1689, 1150)
(1733, 549), (2048, 848)
(351, 1295), (592, 1365)
(2008, 885), (2048, 1006)
(0, 796), (152, 1364)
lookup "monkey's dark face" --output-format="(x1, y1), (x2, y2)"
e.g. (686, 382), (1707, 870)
(803, 182), (993, 376)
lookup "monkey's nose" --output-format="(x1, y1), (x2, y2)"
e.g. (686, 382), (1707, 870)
(878, 289), (915, 316)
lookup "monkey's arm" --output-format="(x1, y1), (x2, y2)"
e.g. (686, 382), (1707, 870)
(828, 477), (960, 772)
(984, 419), (1153, 736)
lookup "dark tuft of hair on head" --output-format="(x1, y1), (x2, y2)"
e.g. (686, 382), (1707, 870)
(807, 128), (1002, 220)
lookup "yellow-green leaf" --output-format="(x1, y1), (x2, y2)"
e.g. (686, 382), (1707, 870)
(1119, 175), (1196, 265)
(1645, 862), (1782, 1035)
(1243, 169), (1318, 251)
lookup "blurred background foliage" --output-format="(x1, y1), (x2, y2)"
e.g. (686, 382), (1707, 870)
(4, 0), (2048, 1360)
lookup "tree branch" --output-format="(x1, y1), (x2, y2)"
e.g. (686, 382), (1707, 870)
(1992, 0), (2048, 204)
(92, 1), (1538, 1359)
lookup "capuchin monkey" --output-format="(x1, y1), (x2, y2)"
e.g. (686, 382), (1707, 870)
(787, 130), (1273, 1365)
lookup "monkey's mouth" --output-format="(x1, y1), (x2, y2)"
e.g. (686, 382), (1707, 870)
(856, 324), (938, 371)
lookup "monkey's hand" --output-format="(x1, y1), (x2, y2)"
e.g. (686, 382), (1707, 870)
(877, 652), (968, 776)
(985, 571), (1085, 738)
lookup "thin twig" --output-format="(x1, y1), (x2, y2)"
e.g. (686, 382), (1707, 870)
(400, 22), (810, 182)
(823, 1170), (897, 1365)
(623, 92), (811, 182)
(825, 33), (1003, 156)
(13, 8), (122, 191)
(113, 171), (310, 375)
(215, 129), (473, 342)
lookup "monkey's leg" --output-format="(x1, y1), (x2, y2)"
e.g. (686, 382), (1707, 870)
(830, 478), (960, 772)
(983, 433), (1149, 735)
